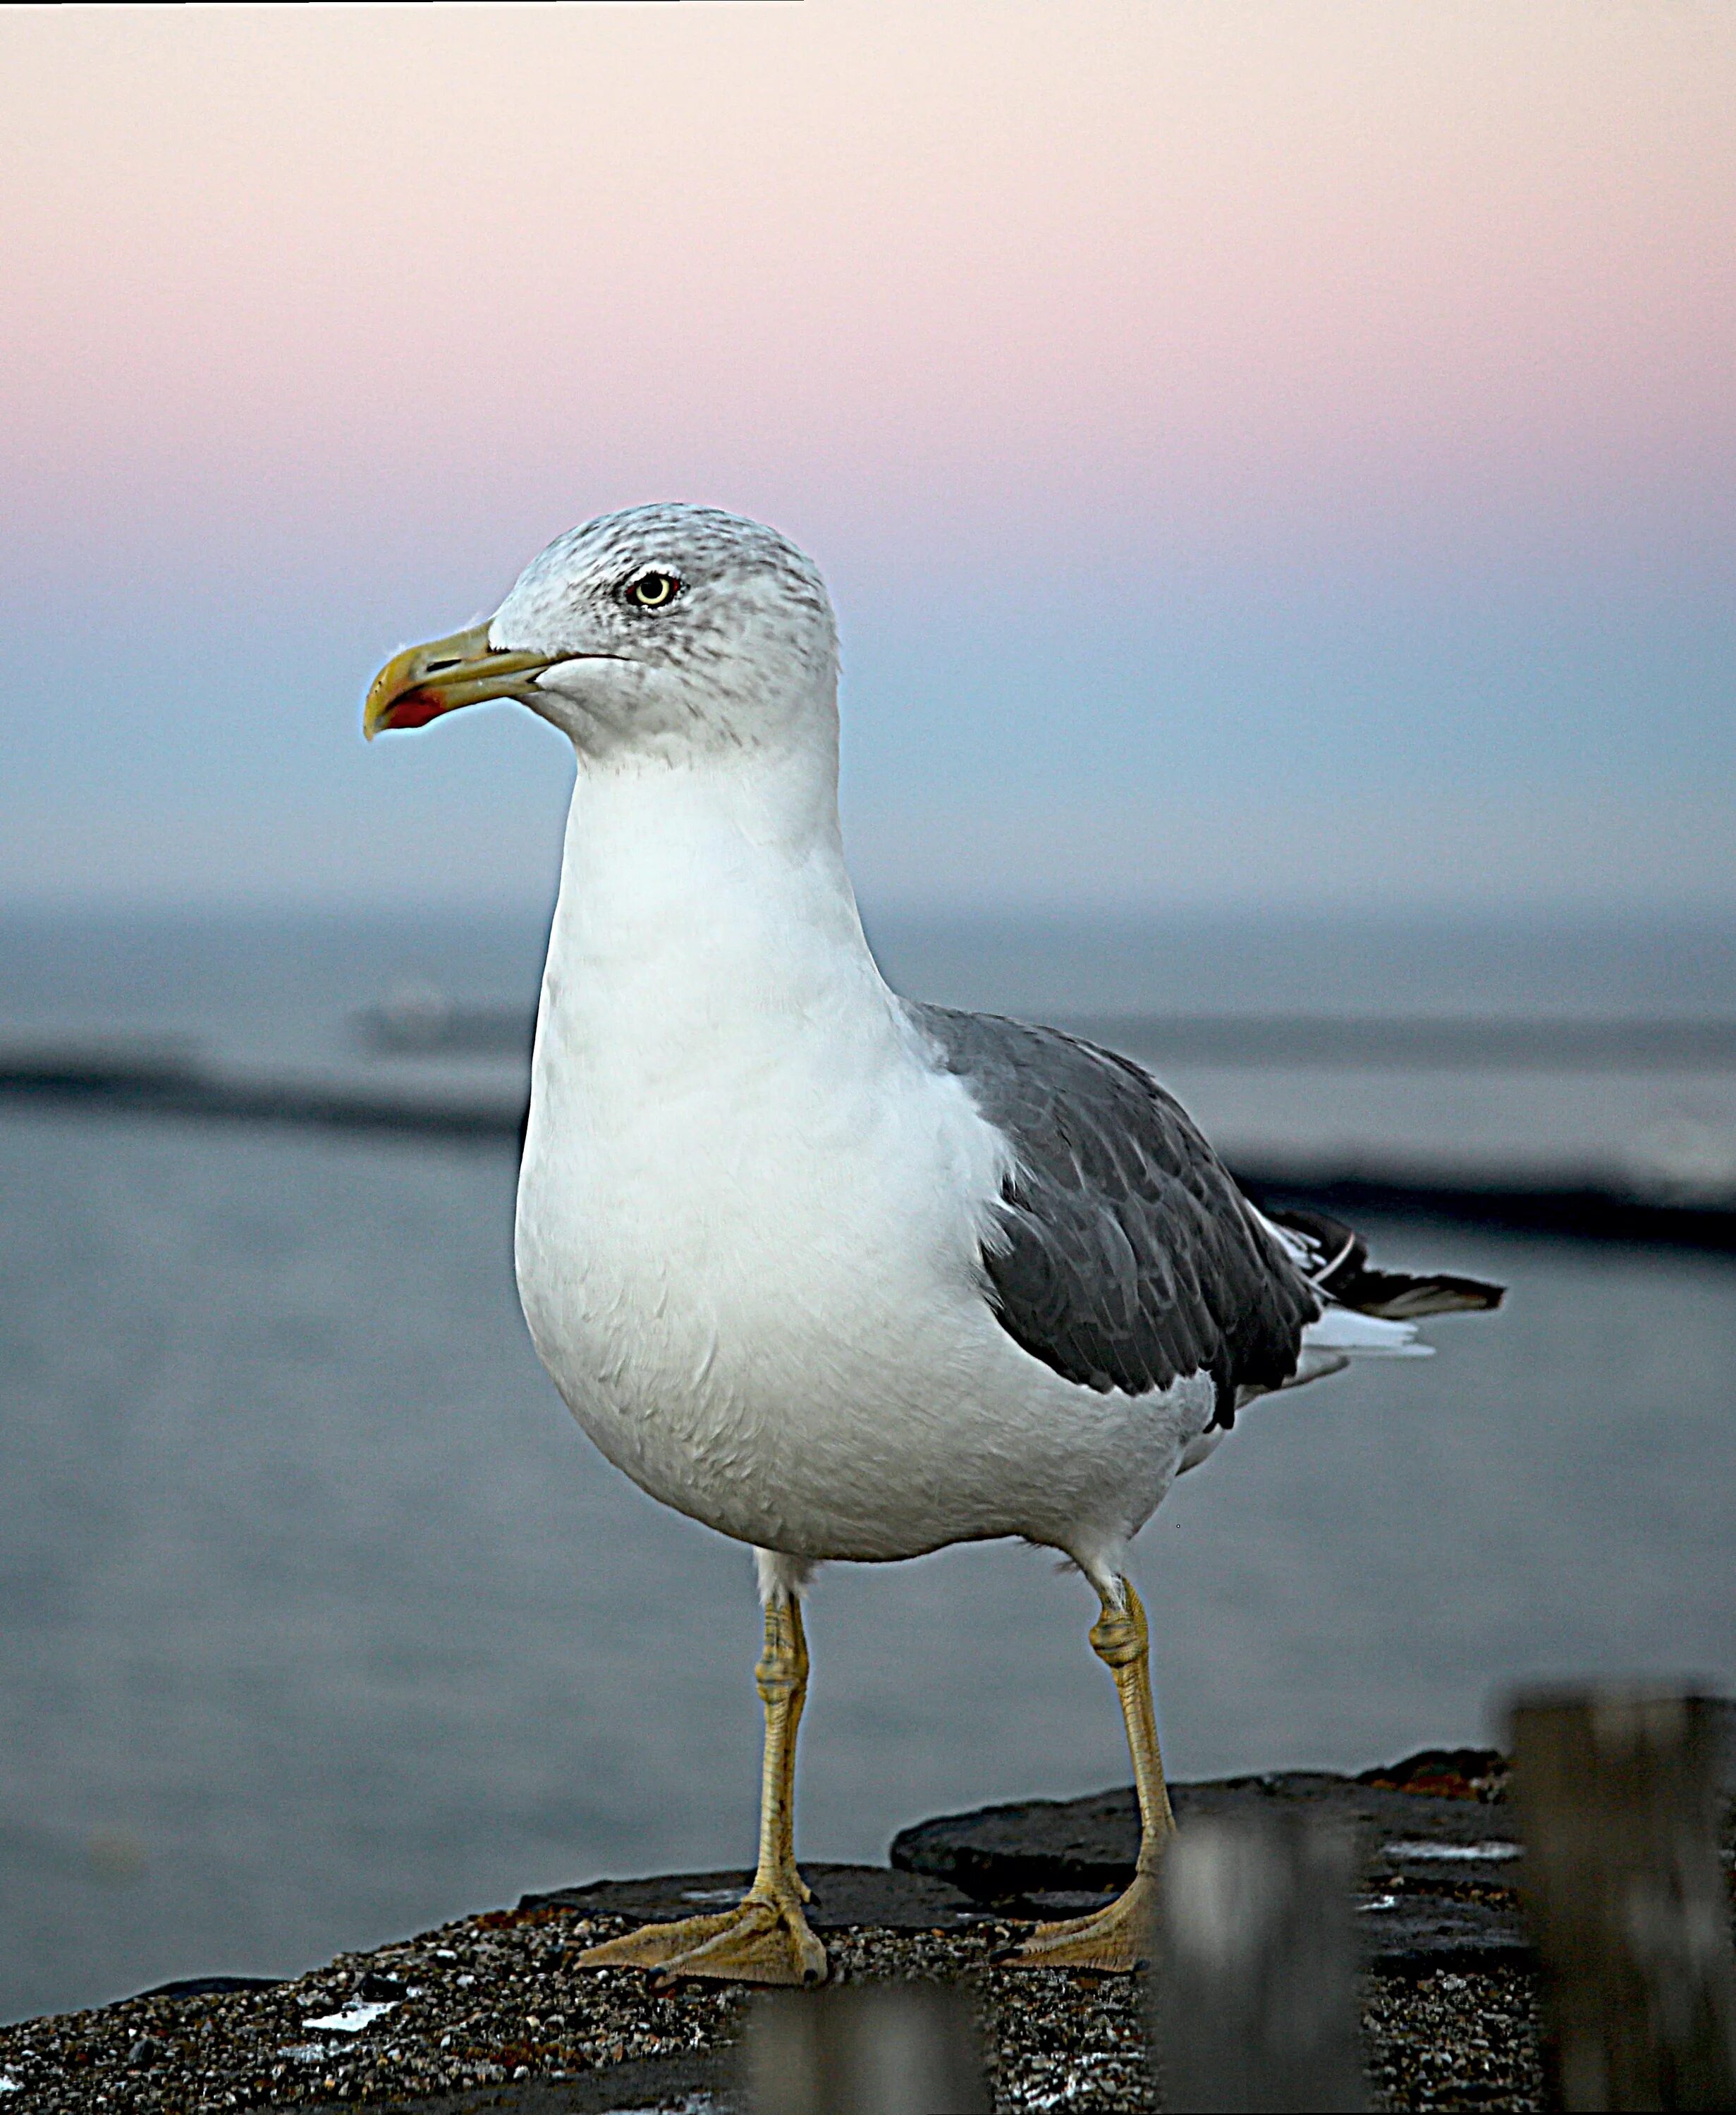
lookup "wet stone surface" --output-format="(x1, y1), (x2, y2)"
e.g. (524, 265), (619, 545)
(0, 1896), (1551, 2114)
(16, 1745), (1732, 2111)
(520, 1861), (992, 1934)
(891, 1755), (1536, 1973)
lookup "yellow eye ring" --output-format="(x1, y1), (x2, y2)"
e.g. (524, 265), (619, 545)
(626, 570), (680, 610)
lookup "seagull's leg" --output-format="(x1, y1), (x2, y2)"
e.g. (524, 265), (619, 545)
(1010, 1578), (1173, 1972)
(576, 1586), (827, 1987)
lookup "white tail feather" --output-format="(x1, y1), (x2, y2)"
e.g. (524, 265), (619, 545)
(1302, 1304), (1431, 1357)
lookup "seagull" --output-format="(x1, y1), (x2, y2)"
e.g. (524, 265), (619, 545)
(364, 504), (1502, 1985)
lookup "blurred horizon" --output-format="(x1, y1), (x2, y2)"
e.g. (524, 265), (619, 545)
(2, 2), (1732, 917)
(4, 896), (1736, 1018)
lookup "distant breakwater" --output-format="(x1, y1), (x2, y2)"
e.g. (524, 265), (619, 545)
(5, 1044), (1735, 1254)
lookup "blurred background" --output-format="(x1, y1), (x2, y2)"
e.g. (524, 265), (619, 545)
(1, 1), (1732, 2024)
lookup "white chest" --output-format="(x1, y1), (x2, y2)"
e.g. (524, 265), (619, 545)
(511, 762), (1204, 1563)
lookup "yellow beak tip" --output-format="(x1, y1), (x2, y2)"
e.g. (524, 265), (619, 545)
(360, 624), (551, 744)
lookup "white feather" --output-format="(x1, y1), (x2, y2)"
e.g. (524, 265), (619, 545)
(1300, 1305), (1432, 1356)
(514, 749), (1214, 1584)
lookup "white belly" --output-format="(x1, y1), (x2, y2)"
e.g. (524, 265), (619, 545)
(514, 992), (1206, 1565)
(510, 762), (1211, 1569)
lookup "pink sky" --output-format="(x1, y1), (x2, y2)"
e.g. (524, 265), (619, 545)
(1, 4), (1732, 909)
(6, 5), (1730, 551)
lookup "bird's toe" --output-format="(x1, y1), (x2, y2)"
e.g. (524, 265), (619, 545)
(1004, 1870), (1157, 1975)
(578, 1892), (827, 1989)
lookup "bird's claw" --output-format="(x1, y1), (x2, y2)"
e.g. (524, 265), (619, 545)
(1003, 1870), (1158, 1975)
(577, 1889), (828, 1989)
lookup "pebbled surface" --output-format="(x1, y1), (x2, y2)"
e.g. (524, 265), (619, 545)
(0, 1897), (1551, 2113)
(18, 1745), (1688, 2111)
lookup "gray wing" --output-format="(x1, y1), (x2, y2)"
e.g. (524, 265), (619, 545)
(914, 1005), (1320, 1426)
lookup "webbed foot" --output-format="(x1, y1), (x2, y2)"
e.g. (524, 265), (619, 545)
(1005, 1869), (1158, 1975)
(578, 1884), (827, 1989)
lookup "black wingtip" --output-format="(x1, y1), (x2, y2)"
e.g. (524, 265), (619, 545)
(1355, 1270), (1505, 1320)
(1263, 1203), (1505, 1319)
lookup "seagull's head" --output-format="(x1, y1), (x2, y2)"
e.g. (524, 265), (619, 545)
(364, 504), (838, 763)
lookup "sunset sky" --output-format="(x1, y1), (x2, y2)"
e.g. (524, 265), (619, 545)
(1, 1), (1731, 914)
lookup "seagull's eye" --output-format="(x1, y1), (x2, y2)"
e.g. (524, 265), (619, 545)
(624, 570), (681, 611)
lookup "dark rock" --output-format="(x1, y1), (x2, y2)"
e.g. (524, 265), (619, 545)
(357, 1969), (410, 2001)
(891, 1785), (1142, 1900)
(125, 1973), (285, 1999)
(520, 1860), (991, 1932)
(1357, 1746), (1510, 1803)
(889, 1765), (1534, 1973)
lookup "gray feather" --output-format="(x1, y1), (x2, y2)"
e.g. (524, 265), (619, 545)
(911, 1005), (1322, 1424)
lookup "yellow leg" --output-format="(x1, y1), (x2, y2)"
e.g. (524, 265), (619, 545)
(577, 1591), (827, 1987)
(1010, 1579), (1174, 1972)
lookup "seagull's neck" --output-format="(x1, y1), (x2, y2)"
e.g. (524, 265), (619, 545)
(536, 739), (894, 1091)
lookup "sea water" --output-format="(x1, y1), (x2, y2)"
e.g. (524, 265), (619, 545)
(2, 908), (1733, 2021)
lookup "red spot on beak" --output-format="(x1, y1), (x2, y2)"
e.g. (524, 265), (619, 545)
(379, 688), (455, 730)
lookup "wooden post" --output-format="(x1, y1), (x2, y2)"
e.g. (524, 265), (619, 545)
(1156, 1813), (1366, 2113)
(1510, 1688), (1736, 2111)
(745, 1983), (988, 2115)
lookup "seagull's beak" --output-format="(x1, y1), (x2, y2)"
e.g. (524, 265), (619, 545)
(363, 624), (555, 740)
